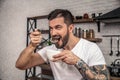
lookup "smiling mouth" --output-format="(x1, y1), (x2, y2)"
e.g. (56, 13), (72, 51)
(50, 36), (61, 44)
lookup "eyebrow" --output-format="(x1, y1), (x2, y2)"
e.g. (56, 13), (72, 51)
(49, 25), (62, 28)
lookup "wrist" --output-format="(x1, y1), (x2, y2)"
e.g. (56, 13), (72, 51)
(30, 42), (38, 48)
(29, 43), (37, 49)
(75, 59), (84, 69)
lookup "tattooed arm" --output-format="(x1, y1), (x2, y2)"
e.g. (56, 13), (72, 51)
(52, 49), (110, 80)
(75, 59), (110, 80)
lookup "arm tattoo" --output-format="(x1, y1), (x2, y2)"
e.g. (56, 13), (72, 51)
(76, 59), (110, 80)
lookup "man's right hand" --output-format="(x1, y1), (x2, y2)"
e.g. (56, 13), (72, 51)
(16, 29), (44, 70)
(30, 29), (42, 47)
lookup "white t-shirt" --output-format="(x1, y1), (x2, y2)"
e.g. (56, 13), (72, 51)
(38, 38), (106, 80)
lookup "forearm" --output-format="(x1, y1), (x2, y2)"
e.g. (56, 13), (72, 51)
(75, 59), (110, 80)
(15, 43), (36, 69)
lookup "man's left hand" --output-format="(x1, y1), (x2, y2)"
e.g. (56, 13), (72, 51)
(52, 50), (80, 65)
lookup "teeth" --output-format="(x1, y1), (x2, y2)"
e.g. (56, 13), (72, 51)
(51, 40), (58, 43)
(50, 38), (60, 44)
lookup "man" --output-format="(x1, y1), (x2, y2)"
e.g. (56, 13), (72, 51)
(16, 9), (110, 80)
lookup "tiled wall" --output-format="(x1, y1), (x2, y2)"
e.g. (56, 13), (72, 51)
(0, 0), (120, 80)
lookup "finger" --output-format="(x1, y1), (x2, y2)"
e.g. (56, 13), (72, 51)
(62, 57), (67, 62)
(32, 38), (40, 41)
(62, 59), (70, 64)
(29, 29), (41, 36)
(32, 37), (41, 41)
(31, 38), (41, 43)
(30, 32), (41, 38)
(32, 31), (41, 35)
(53, 52), (65, 58)
(52, 55), (66, 62)
(32, 41), (41, 44)
(30, 36), (41, 39)
(62, 55), (70, 61)
(34, 28), (41, 32)
(30, 35), (42, 43)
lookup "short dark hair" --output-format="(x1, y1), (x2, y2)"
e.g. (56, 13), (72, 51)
(48, 9), (74, 26)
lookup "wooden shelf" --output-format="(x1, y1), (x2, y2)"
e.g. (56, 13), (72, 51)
(110, 77), (120, 80)
(28, 15), (95, 23)
(73, 18), (95, 23)
(85, 38), (102, 42)
(28, 15), (48, 20)
(73, 18), (100, 32)
(103, 35), (120, 37)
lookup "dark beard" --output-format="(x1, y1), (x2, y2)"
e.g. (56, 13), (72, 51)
(55, 30), (69, 49)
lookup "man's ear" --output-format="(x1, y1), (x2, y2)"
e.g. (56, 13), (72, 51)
(69, 24), (74, 33)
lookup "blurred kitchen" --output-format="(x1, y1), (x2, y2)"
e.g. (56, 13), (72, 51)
(0, 0), (120, 80)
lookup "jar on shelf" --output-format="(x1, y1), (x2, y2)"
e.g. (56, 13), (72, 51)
(89, 29), (95, 39)
(82, 29), (89, 39)
(74, 27), (81, 38)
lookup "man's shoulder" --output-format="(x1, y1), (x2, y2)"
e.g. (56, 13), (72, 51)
(79, 38), (96, 46)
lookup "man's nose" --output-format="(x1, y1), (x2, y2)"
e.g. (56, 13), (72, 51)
(51, 29), (57, 36)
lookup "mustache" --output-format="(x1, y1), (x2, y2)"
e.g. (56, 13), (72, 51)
(51, 35), (61, 40)
(50, 35), (61, 44)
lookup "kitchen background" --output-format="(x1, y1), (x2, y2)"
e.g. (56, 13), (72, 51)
(0, 0), (120, 80)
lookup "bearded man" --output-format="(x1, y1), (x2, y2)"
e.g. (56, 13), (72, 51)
(16, 9), (110, 80)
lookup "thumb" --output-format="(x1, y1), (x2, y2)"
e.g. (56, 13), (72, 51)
(33, 28), (40, 32)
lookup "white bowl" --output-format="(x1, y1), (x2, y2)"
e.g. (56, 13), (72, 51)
(46, 49), (60, 61)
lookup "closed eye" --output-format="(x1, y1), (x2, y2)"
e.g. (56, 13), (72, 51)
(55, 25), (62, 30)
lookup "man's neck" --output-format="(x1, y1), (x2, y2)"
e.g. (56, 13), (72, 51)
(64, 36), (80, 50)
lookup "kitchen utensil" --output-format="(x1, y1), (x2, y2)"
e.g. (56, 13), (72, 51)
(109, 37), (113, 56)
(108, 59), (120, 77)
(116, 37), (120, 56)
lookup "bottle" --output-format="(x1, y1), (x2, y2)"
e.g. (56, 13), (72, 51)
(78, 28), (81, 38)
(89, 29), (95, 39)
(74, 28), (77, 37)
(82, 29), (88, 39)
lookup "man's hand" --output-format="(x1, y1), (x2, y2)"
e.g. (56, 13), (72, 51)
(52, 50), (80, 65)
(30, 29), (42, 47)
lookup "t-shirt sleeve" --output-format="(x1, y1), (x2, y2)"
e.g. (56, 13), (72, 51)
(88, 44), (106, 66)
(37, 45), (57, 63)
(37, 47), (48, 63)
